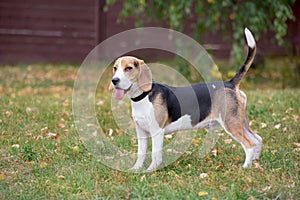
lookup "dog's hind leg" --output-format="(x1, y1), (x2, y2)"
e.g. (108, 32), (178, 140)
(244, 118), (262, 160)
(240, 91), (262, 160)
(218, 115), (256, 168)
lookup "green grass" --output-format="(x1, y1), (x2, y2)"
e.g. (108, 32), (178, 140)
(0, 59), (299, 199)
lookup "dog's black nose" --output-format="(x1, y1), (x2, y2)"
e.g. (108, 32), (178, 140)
(111, 77), (120, 85)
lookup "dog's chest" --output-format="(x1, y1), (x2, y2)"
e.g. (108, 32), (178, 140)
(131, 97), (158, 131)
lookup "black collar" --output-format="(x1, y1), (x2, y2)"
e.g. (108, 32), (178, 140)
(131, 90), (151, 102)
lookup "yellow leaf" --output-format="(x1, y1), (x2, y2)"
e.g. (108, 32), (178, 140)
(0, 174), (4, 181)
(198, 191), (208, 196)
(57, 175), (65, 179)
(40, 162), (48, 168)
(72, 146), (79, 152)
(192, 138), (201, 144)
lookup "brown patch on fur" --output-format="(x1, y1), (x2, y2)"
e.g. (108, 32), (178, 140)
(211, 88), (254, 148)
(152, 93), (169, 128)
(121, 57), (140, 81)
(113, 56), (152, 91)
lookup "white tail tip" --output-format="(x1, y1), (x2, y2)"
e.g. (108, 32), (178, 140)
(244, 28), (256, 48)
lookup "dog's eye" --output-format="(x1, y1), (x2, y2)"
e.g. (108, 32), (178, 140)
(113, 67), (117, 72)
(125, 66), (133, 72)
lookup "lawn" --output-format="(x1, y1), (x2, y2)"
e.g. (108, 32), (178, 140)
(0, 58), (299, 199)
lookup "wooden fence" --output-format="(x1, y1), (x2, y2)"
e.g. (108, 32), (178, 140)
(0, 0), (299, 64)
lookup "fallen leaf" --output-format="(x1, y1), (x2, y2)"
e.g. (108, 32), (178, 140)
(109, 129), (113, 136)
(292, 115), (299, 122)
(72, 146), (79, 152)
(271, 149), (277, 154)
(5, 111), (12, 118)
(96, 100), (104, 106)
(274, 124), (281, 129)
(254, 162), (264, 171)
(261, 185), (272, 192)
(260, 122), (267, 128)
(26, 132), (32, 137)
(56, 123), (65, 129)
(224, 139), (232, 144)
(47, 132), (60, 139)
(231, 144), (237, 153)
(11, 144), (20, 149)
(57, 175), (65, 179)
(248, 196), (255, 200)
(34, 135), (43, 140)
(40, 162), (48, 168)
(211, 149), (217, 157)
(0, 174), (4, 181)
(217, 149), (223, 155)
(285, 107), (293, 114)
(140, 175), (146, 182)
(41, 127), (48, 133)
(199, 173), (208, 179)
(216, 164), (224, 170)
(192, 138), (201, 144)
(293, 142), (300, 148)
(92, 131), (97, 137)
(26, 107), (33, 113)
(165, 134), (173, 139)
(198, 191), (208, 197)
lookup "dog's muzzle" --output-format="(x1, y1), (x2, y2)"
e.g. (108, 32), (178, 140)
(111, 77), (120, 86)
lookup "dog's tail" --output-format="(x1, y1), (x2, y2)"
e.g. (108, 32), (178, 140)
(230, 28), (256, 88)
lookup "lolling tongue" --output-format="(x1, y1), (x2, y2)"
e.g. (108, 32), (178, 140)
(114, 88), (125, 100)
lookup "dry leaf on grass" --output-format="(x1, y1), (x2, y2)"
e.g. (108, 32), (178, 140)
(199, 173), (208, 179)
(46, 132), (60, 139)
(293, 142), (300, 148)
(260, 122), (267, 128)
(224, 139), (232, 144)
(40, 162), (48, 168)
(57, 175), (65, 179)
(0, 174), (4, 181)
(274, 123), (281, 129)
(198, 191), (208, 196)
(216, 164), (224, 170)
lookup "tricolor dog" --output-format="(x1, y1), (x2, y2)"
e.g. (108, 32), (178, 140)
(109, 28), (262, 171)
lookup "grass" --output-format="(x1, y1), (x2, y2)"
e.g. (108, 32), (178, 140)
(0, 57), (299, 199)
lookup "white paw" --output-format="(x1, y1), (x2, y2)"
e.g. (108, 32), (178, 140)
(145, 161), (161, 172)
(252, 144), (262, 160)
(242, 162), (252, 169)
(129, 165), (143, 172)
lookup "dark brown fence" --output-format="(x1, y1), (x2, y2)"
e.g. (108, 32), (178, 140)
(0, 0), (299, 64)
(0, 0), (102, 64)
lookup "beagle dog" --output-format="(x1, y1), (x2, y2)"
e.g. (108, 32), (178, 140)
(109, 28), (262, 171)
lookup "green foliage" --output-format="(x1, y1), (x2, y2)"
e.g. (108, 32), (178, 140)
(105, 0), (296, 64)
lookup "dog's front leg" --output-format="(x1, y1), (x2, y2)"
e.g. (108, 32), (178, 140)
(130, 125), (149, 171)
(146, 128), (164, 172)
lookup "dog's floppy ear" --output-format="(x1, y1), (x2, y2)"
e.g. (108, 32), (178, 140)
(138, 59), (152, 92)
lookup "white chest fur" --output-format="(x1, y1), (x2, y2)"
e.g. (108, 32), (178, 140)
(131, 97), (161, 133)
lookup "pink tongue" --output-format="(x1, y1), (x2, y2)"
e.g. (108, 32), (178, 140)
(114, 89), (125, 100)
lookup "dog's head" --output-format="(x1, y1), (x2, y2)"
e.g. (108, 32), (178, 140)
(109, 56), (152, 100)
